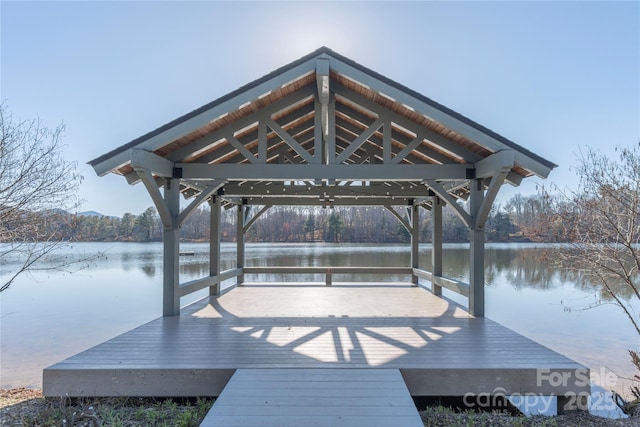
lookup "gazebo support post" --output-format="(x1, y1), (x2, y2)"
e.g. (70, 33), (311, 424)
(431, 197), (443, 296)
(410, 203), (419, 286)
(469, 179), (485, 317)
(209, 196), (222, 296)
(162, 178), (181, 317)
(236, 202), (245, 285)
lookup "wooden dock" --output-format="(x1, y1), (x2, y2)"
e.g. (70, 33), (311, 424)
(43, 284), (589, 403)
(200, 368), (423, 427)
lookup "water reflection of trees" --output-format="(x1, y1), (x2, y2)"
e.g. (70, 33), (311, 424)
(179, 255), (236, 279)
(141, 264), (156, 277)
(120, 250), (159, 274)
(425, 246), (635, 302)
(489, 248), (560, 290)
(126, 244), (636, 303)
(485, 247), (636, 301)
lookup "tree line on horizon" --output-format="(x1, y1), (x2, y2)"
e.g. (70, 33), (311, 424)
(48, 192), (556, 244)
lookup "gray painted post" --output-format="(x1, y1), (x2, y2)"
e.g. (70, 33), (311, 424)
(209, 196), (222, 296)
(326, 95), (336, 165)
(163, 178), (180, 316)
(236, 203), (245, 285)
(431, 197), (443, 296)
(411, 204), (419, 285)
(469, 179), (485, 317)
(314, 99), (323, 166)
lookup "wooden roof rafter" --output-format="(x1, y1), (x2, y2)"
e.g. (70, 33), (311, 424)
(90, 47), (556, 211)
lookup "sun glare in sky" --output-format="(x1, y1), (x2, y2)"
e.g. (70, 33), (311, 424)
(269, 9), (360, 65)
(1, 1), (637, 216)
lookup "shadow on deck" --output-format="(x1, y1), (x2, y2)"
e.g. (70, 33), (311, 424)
(43, 284), (589, 404)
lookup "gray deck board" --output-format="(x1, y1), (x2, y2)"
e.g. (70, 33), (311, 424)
(43, 285), (589, 398)
(200, 368), (423, 427)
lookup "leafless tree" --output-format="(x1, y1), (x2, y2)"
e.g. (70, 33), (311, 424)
(0, 104), (84, 292)
(549, 143), (640, 412)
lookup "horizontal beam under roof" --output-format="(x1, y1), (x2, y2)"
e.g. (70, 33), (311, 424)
(224, 196), (421, 207)
(176, 163), (471, 181)
(221, 182), (431, 198)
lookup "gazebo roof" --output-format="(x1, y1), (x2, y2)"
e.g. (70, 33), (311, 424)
(89, 47), (555, 208)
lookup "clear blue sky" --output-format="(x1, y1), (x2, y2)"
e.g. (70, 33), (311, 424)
(2, 1), (638, 217)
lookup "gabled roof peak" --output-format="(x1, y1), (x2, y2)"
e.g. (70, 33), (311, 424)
(89, 46), (555, 201)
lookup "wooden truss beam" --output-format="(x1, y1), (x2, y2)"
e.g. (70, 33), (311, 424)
(167, 85), (315, 162)
(330, 57), (553, 178)
(131, 149), (174, 178)
(316, 57), (330, 140)
(221, 182), (429, 198)
(237, 197), (417, 206)
(423, 179), (472, 227)
(384, 205), (412, 233)
(335, 84), (524, 186)
(93, 59), (317, 176)
(177, 180), (226, 227)
(177, 163), (471, 181)
(335, 117), (384, 164)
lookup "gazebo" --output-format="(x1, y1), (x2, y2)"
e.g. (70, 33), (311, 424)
(89, 47), (556, 318)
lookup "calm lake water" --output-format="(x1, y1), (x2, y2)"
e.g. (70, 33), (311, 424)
(0, 242), (637, 396)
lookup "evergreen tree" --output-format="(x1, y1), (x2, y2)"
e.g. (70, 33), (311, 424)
(325, 212), (342, 242)
(134, 207), (159, 241)
(304, 214), (316, 241)
(119, 213), (136, 239)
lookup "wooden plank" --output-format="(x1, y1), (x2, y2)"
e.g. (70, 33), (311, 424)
(201, 368), (422, 427)
(401, 367), (591, 396)
(43, 368), (234, 397)
(243, 266), (412, 275)
(180, 268), (243, 296)
(414, 268), (470, 297)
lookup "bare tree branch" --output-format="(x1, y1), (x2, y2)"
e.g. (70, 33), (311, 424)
(545, 143), (640, 405)
(0, 104), (92, 292)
